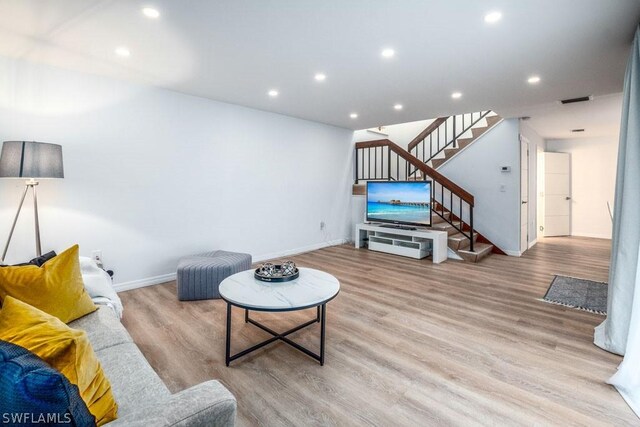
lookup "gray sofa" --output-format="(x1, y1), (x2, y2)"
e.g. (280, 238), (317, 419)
(73, 259), (237, 426)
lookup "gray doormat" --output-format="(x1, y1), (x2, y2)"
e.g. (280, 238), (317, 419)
(541, 275), (608, 315)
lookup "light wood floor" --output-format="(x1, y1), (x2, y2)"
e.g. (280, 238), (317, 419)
(120, 237), (637, 426)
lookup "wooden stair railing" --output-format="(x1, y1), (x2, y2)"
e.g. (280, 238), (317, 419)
(354, 139), (475, 251)
(407, 117), (448, 152)
(408, 111), (492, 170)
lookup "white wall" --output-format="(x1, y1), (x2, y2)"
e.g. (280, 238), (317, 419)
(0, 56), (354, 288)
(546, 136), (618, 239)
(439, 119), (522, 255)
(519, 122), (545, 247)
(352, 119), (435, 147)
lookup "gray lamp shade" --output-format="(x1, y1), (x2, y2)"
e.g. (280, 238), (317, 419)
(0, 141), (64, 178)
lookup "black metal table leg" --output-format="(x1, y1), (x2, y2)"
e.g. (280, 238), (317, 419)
(320, 304), (326, 366)
(226, 304), (328, 366)
(225, 303), (232, 367)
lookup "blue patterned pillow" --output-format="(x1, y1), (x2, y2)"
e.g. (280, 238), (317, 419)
(0, 340), (95, 426)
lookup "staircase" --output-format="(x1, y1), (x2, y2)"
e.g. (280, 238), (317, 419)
(408, 111), (502, 170)
(353, 110), (503, 263)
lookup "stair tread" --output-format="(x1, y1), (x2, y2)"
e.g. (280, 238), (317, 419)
(431, 222), (454, 228)
(458, 243), (493, 255)
(448, 233), (469, 241)
(486, 115), (502, 125)
(430, 223), (458, 236)
(431, 212), (450, 223)
(471, 127), (486, 137)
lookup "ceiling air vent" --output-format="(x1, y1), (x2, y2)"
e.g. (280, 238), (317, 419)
(560, 96), (592, 104)
(571, 128), (585, 133)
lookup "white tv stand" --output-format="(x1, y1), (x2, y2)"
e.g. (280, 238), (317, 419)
(355, 223), (448, 263)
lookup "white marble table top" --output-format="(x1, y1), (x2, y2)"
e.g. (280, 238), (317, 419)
(218, 267), (340, 311)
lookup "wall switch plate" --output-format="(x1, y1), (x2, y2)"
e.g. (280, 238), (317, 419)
(500, 184), (506, 192)
(320, 221), (326, 231)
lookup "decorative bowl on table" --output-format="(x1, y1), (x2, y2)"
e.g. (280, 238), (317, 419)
(254, 260), (299, 282)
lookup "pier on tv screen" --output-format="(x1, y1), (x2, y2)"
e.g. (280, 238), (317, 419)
(366, 181), (432, 226)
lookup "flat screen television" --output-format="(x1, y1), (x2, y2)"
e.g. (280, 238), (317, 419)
(366, 181), (432, 227)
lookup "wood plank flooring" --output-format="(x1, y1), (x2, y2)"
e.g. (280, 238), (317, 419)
(120, 237), (638, 426)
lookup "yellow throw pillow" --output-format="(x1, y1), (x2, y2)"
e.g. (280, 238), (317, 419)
(0, 296), (118, 425)
(0, 244), (96, 323)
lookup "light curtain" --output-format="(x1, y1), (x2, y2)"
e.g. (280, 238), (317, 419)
(594, 25), (640, 417)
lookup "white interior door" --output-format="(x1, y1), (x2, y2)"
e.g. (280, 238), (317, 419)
(520, 139), (529, 253)
(536, 147), (545, 239)
(544, 152), (571, 236)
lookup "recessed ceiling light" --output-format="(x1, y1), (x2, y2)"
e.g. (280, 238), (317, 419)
(314, 73), (327, 82)
(114, 47), (131, 57)
(451, 92), (462, 99)
(393, 104), (403, 110)
(527, 75), (541, 84)
(268, 89), (279, 97)
(350, 113), (358, 119)
(484, 11), (502, 23)
(142, 7), (160, 19)
(381, 48), (395, 58)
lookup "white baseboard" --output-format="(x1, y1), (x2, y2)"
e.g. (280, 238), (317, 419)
(528, 238), (538, 249)
(503, 249), (522, 257)
(253, 238), (349, 262)
(571, 232), (612, 240)
(113, 238), (349, 293)
(113, 272), (176, 292)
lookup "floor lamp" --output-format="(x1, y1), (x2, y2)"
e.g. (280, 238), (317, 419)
(0, 141), (64, 263)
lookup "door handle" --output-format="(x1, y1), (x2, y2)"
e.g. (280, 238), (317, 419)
(565, 196), (571, 200)
(521, 201), (528, 204)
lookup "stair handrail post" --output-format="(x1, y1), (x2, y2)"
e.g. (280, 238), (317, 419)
(469, 206), (474, 252)
(453, 116), (457, 149)
(354, 147), (359, 184)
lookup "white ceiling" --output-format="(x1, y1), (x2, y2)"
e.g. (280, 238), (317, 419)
(517, 93), (623, 140)
(0, 0), (638, 130)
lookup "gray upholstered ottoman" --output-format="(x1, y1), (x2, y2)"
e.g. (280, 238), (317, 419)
(177, 250), (252, 301)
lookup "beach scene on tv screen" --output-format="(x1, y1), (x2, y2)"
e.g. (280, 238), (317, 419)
(367, 182), (431, 225)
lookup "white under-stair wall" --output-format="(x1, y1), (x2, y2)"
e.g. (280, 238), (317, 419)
(438, 119), (522, 255)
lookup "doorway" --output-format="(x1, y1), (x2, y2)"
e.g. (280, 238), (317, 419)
(520, 138), (529, 253)
(542, 152), (571, 236)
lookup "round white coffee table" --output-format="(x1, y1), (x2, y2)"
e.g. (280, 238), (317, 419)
(219, 267), (340, 366)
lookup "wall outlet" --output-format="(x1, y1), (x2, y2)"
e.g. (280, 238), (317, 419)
(320, 221), (326, 231)
(91, 250), (103, 265)
(499, 184), (506, 192)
